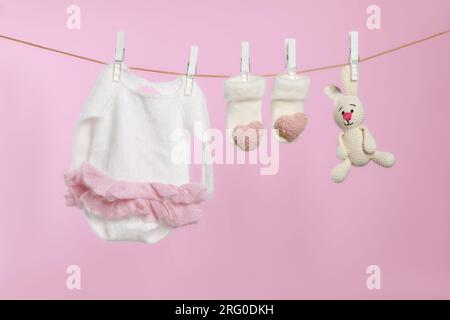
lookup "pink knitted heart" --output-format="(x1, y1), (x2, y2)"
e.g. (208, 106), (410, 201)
(274, 112), (308, 142)
(232, 121), (263, 151)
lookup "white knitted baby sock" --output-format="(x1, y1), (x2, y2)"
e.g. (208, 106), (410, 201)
(224, 75), (266, 151)
(270, 74), (311, 142)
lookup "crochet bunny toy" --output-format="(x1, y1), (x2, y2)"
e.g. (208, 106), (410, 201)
(324, 66), (395, 183)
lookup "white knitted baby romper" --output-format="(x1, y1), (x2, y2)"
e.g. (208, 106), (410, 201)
(64, 64), (213, 244)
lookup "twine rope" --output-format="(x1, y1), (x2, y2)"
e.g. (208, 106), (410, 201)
(0, 29), (448, 78)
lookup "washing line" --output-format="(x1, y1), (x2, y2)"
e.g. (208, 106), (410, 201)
(0, 29), (449, 78)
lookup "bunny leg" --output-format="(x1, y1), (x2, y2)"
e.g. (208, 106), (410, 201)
(331, 158), (352, 183)
(370, 151), (395, 168)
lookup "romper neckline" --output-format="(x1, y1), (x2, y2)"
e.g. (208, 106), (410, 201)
(118, 64), (185, 100)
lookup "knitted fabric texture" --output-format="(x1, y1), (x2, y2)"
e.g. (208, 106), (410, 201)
(64, 63), (213, 243)
(271, 74), (310, 143)
(224, 75), (265, 151)
(65, 162), (207, 227)
(324, 65), (395, 183)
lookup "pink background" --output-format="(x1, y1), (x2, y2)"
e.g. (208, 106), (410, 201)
(0, 0), (449, 299)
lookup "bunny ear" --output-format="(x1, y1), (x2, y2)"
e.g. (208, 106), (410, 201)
(341, 65), (358, 96)
(324, 85), (342, 102)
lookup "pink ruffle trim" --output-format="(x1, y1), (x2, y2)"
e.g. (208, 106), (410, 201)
(64, 163), (207, 227)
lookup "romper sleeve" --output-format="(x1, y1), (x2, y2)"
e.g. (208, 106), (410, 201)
(70, 64), (117, 170)
(181, 79), (214, 197)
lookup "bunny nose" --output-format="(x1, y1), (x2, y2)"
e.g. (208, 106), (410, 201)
(343, 112), (352, 121)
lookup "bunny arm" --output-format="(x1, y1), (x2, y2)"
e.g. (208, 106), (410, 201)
(336, 132), (348, 160)
(361, 126), (377, 154)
